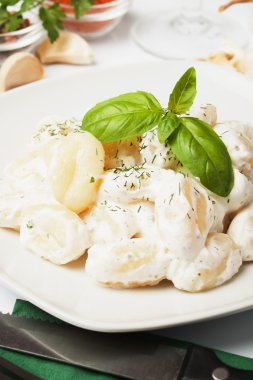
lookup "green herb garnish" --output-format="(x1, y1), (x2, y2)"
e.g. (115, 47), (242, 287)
(169, 117), (234, 197)
(70, 0), (94, 19)
(82, 67), (234, 197)
(39, 3), (65, 43)
(168, 67), (196, 114)
(90, 176), (95, 183)
(82, 91), (163, 143)
(26, 220), (33, 229)
(157, 113), (180, 144)
(0, 0), (94, 42)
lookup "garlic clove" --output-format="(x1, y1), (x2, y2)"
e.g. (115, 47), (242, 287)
(0, 52), (44, 92)
(36, 31), (94, 65)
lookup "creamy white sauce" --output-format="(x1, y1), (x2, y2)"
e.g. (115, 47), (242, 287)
(1, 113), (252, 292)
(20, 202), (90, 265)
(227, 203), (253, 261)
(214, 121), (253, 181)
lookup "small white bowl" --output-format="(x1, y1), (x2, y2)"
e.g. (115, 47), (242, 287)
(0, 11), (44, 59)
(45, 0), (132, 39)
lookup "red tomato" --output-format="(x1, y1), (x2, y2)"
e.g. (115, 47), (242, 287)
(53, 0), (115, 4)
(94, 0), (115, 3)
(53, 0), (70, 3)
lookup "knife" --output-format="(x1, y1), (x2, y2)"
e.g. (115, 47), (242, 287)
(0, 313), (252, 380)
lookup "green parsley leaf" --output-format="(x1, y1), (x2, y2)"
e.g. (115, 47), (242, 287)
(0, 0), (20, 7)
(168, 67), (196, 114)
(0, 1), (39, 33)
(39, 3), (65, 43)
(4, 13), (24, 32)
(0, 0), (90, 40)
(70, 0), (93, 19)
(90, 176), (95, 183)
(82, 91), (163, 143)
(20, 0), (36, 13)
(26, 220), (34, 229)
(169, 117), (234, 196)
(4, 14), (21, 33)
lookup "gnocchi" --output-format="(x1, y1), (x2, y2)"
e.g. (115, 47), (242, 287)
(2, 113), (253, 294)
(20, 202), (90, 264)
(41, 132), (105, 214)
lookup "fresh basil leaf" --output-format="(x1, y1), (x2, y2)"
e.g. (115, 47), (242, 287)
(169, 117), (234, 196)
(168, 67), (196, 115)
(82, 91), (163, 143)
(157, 113), (180, 143)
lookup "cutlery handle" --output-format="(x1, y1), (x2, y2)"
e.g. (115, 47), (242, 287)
(179, 346), (253, 380)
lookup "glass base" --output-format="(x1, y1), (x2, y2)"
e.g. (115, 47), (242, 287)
(132, 9), (249, 59)
(172, 14), (214, 36)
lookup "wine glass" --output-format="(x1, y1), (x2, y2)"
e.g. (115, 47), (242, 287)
(132, 0), (249, 59)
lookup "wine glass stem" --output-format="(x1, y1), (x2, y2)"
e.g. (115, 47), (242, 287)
(174, 0), (210, 36)
(181, 0), (203, 18)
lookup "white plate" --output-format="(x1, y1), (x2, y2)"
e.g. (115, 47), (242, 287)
(1, 60), (253, 332)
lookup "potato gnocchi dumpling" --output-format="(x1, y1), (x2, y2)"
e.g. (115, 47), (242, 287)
(2, 112), (253, 293)
(211, 168), (253, 232)
(190, 103), (217, 127)
(86, 238), (168, 288)
(0, 191), (26, 230)
(83, 202), (138, 245)
(20, 203), (90, 264)
(156, 174), (215, 260)
(214, 121), (253, 181)
(4, 153), (47, 193)
(167, 233), (242, 292)
(227, 203), (253, 261)
(31, 117), (82, 146)
(129, 201), (156, 240)
(96, 165), (160, 205)
(0, 190), (53, 230)
(44, 132), (105, 214)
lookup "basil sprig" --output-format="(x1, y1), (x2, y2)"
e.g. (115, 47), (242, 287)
(82, 67), (234, 197)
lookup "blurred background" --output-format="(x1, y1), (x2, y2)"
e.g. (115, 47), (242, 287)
(1, 0), (253, 90)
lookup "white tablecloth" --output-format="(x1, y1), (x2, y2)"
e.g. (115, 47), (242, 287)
(1, 0), (253, 359)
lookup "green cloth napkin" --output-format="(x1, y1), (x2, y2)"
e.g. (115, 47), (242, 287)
(1, 299), (253, 379)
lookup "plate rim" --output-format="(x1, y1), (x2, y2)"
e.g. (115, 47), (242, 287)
(1, 59), (253, 332)
(1, 272), (253, 332)
(0, 58), (253, 100)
